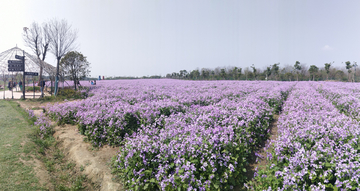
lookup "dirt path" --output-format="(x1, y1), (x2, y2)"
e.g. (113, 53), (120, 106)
(17, 100), (123, 191)
(244, 114), (279, 182)
(54, 124), (122, 190)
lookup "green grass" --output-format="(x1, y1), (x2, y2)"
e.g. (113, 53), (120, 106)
(0, 99), (96, 190)
(0, 100), (45, 190)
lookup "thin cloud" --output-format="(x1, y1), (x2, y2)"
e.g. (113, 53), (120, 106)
(322, 45), (334, 51)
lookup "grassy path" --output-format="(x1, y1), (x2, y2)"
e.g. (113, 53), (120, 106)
(0, 100), (43, 190)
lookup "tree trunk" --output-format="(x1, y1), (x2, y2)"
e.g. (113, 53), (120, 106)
(74, 79), (77, 90)
(54, 58), (60, 96)
(74, 74), (77, 91)
(39, 59), (43, 97)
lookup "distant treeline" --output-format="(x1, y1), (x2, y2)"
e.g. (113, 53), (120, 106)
(166, 61), (359, 82)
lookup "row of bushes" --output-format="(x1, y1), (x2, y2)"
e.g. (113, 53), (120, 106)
(111, 96), (274, 190)
(249, 83), (360, 190)
(44, 81), (294, 190)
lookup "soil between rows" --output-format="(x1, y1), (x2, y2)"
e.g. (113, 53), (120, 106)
(17, 100), (123, 191)
(243, 114), (279, 186)
(53, 123), (122, 191)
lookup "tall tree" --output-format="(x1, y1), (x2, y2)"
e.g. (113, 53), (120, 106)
(294, 61), (301, 81)
(324, 62), (332, 80)
(345, 61), (352, 82)
(172, 72), (179, 79)
(48, 18), (78, 95)
(210, 70), (215, 80)
(189, 70), (200, 80)
(201, 69), (209, 80)
(271, 63), (280, 80)
(251, 64), (257, 80)
(237, 68), (242, 80)
(265, 66), (272, 80)
(60, 51), (90, 90)
(308, 65), (319, 81)
(23, 22), (51, 97)
(232, 67), (238, 80)
(220, 68), (226, 80)
(284, 72), (293, 81)
(179, 70), (188, 79)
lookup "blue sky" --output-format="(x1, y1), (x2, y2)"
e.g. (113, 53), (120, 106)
(0, 0), (359, 77)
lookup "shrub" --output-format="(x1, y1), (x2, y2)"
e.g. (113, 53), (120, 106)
(26, 86), (40, 91)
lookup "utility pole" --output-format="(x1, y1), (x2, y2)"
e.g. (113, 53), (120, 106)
(11, 72), (13, 99)
(23, 50), (25, 99)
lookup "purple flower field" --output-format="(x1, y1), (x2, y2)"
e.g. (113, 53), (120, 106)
(43, 79), (360, 190)
(250, 81), (360, 190)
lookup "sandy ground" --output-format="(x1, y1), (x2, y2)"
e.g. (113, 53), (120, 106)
(17, 101), (123, 191)
(0, 90), (45, 99)
(54, 124), (121, 190)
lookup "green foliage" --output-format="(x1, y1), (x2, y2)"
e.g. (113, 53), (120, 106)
(294, 61), (301, 71)
(271, 63), (280, 77)
(325, 63), (332, 74)
(54, 105), (183, 147)
(58, 88), (85, 99)
(112, 139), (252, 190)
(35, 87), (90, 103)
(263, 90), (290, 114)
(26, 86), (40, 91)
(248, 137), (357, 190)
(111, 109), (275, 190)
(60, 51), (91, 90)
(345, 61), (352, 70)
(30, 131), (55, 155)
(71, 175), (86, 190)
(165, 62), (352, 81)
(309, 65), (319, 80)
(266, 66), (272, 79)
(29, 114), (37, 125)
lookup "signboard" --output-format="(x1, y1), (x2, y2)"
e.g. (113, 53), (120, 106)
(8, 60), (23, 64)
(8, 58), (24, 72)
(8, 68), (24, 72)
(8, 63), (24, 68)
(24, 72), (38, 76)
(15, 55), (25, 60)
(8, 62), (24, 72)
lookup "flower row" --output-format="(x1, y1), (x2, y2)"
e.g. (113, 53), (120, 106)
(46, 80), (293, 147)
(252, 82), (360, 190)
(44, 80), (294, 190)
(112, 94), (277, 190)
(318, 82), (360, 120)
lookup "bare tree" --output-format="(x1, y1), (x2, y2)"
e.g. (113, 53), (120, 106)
(48, 18), (78, 95)
(23, 22), (51, 97)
